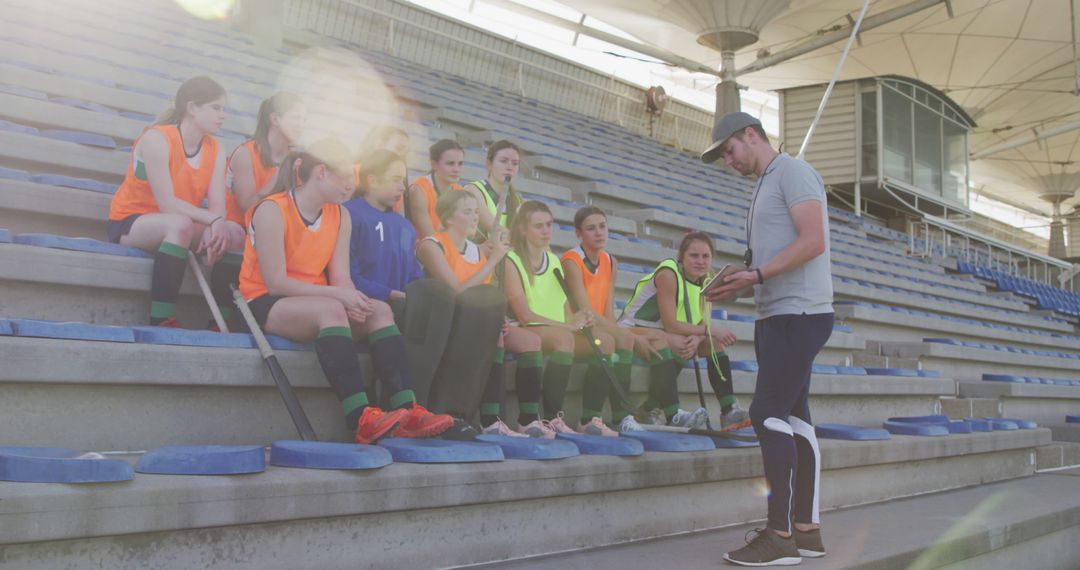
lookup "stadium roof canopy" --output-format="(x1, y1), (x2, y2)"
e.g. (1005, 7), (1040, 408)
(555, 0), (1080, 218)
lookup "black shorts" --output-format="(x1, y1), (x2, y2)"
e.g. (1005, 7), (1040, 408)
(247, 294), (283, 329)
(107, 214), (141, 243)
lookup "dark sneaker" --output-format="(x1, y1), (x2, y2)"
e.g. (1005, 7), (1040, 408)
(794, 528), (825, 558)
(440, 418), (479, 441)
(723, 528), (802, 567)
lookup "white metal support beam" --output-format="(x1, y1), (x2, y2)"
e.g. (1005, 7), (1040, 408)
(970, 120), (1080, 160)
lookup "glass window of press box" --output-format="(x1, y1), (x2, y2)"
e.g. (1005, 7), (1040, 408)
(860, 78), (973, 207)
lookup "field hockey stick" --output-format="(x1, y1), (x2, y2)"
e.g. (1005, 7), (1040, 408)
(681, 274), (712, 430)
(187, 251), (229, 332)
(552, 267), (640, 415)
(231, 284), (318, 441)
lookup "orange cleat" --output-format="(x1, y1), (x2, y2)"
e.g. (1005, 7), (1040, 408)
(390, 404), (455, 439)
(354, 406), (408, 444)
(155, 317), (183, 328)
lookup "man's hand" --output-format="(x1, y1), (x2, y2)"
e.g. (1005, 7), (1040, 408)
(707, 270), (757, 302)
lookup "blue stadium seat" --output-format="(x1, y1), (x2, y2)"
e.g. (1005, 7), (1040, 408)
(377, 438), (504, 463)
(555, 432), (644, 456)
(136, 445), (266, 475)
(864, 368), (920, 377)
(836, 366), (867, 375)
(0, 319), (13, 335)
(0, 166), (30, 181)
(49, 97), (120, 115)
(0, 228), (10, 243)
(1067, 415), (1080, 423)
(980, 418), (1019, 431)
(39, 129), (117, 149)
(995, 418), (1037, 429)
(815, 423), (890, 441)
(0, 447), (134, 483)
(29, 173), (118, 194)
(983, 374), (1026, 383)
(266, 335), (315, 351)
(132, 327), (255, 349)
(269, 440), (393, 470)
(0, 119), (38, 135)
(10, 319), (135, 343)
(0, 84), (49, 100)
(811, 364), (838, 375)
(883, 420), (948, 436)
(475, 435), (580, 460)
(13, 233), (152, 258)
(620, 431), (716, 452)
(710, 427), (760, 448)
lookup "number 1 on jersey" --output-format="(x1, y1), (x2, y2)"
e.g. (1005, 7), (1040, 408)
(375, 221), (384, 242)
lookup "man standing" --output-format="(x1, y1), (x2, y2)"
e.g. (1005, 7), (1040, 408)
(703, 112), (834, 567)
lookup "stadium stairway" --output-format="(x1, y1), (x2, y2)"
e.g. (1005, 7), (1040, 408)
(0, 0), (1078, 567)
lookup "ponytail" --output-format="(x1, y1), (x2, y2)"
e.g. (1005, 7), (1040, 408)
(154, 76), (226, 126)
(252, 91), (302, 168)
(262, 137), (353, 199)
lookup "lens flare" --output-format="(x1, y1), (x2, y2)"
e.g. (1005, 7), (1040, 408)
(275, 47), (427, 162)
(175, 0), (235, 20)
(752, 478), (771, 498)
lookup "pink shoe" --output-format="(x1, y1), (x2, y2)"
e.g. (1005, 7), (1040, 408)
(519, 419), (556, 439)
(482, 418), (528, 437)
(578, 416), (618, 437)
(547, 412), (575, 434)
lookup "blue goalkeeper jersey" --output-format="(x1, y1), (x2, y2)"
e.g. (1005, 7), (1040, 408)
(344, 197), (424, 301)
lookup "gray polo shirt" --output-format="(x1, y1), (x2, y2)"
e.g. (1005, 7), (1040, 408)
(746, 153), (833, 319)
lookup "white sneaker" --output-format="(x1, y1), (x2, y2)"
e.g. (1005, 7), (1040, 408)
(620, 415), (645, 432)
(721, 404), (750, 429)
(481, 418), (528, 437)
(644, 408), (668, 426)
(670, 407), (709, 430)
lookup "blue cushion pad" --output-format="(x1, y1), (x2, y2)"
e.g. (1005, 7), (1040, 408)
(475, 435), (580, 460)
(11, 319), (135, 342)
(30, 174), (118, 194)
(13, 233), (152, 258)
(0, 166), (30, 181)
(710, 427), (760, 448)
(555, 432), (644, 456)
(620, 431), (716, 452)
(865, 368), (920, 377)
(269, 440), (392, 470)
(888, 415), (951, 424)
(39, 129), (117, 149)
(377, 438), (504, 463)
(133, 327), (255, 349)
(815, 423), (891, 441)
(0, 228), (10, 243)
(135, 445), (266, 475)
(1067, 415), (1080, 424)
(983, 374), (1025, 383)
(883, 420), (949, 436)
(0, 447), (134, 483)
(266, 335), (315, 351)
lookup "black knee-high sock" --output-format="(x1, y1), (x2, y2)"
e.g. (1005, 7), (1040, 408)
(709, 352), (736, 412)
(314, 326), (369, 430)
(515, 351), (543, 425)
(580, 356), (609, 423)
(649, 348), (681, 421)
(610, 348), (634, 422)
(541, 351), (574, 420)
(208, 252), (242, 327)
(480, 347), (506, 427)
(369, 325), (416, 410)
(150, 241), (187, 325)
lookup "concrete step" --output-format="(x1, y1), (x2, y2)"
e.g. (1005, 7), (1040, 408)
(938, 397), (1001, 420)
(851, 353), (923, 370)
(489, 470), (1080, 570)
(0, 335), (919, 451)
(1050, 423), (1080, 444)
(1037, 442), (1080, 470)
(0, 430), (1050, 569)
(958, 381), (1080, 428)
(881, 341), (1080, 383)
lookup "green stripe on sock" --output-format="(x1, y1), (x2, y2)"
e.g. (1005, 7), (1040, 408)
(150, 301), (176, 319)
(390, 389), (415, 409)
(673, 356), (688, 367)
(664, 404), (679, 419)
(317, 326), (352, 339)
(581, 408), (602, 421)
(369, 324), (401, 344)
(615, 349), (633, 365)
(519, 402), (539, 414)
(612, 409), (629, 422)
(658, 348), (674, 361)
(342, 392), (369, 415)
(157, 241), (187, 259)
(480, 403), (500, 416)
(549, 351), (574, 366)
(718, 394), (737, 407)
(517, 351), (544, 368)
(222, 251), (244, 265)
(493, 347), (506, 364)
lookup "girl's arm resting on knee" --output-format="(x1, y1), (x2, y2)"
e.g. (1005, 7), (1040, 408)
(141, 131), (218, 225)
